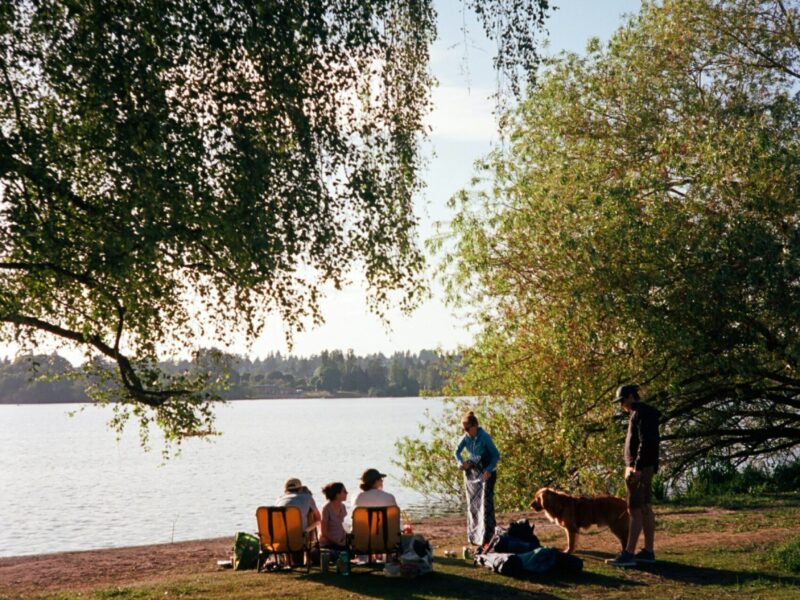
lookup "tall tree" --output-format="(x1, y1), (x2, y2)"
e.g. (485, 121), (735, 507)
(0, 0), (551, 444)
(399, 0), (800, 508)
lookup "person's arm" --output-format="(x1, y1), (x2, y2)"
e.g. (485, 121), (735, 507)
(309, 500), (321, 524)
(634, 411), (645, 471)
(454, 435), (467, 466)
(320, 505), (330, 541)
(483, 430), (501, 472)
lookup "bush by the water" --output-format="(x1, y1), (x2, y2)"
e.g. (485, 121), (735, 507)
(771, 536), (800, 573)
(679, 459), (800, 499)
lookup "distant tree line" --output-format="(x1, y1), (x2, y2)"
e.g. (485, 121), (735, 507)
(0, 350), (460, 404)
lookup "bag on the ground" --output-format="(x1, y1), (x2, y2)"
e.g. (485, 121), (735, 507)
(518, 546), (583, 577)
(507, 519), (539, 545)
(517, 546), (559, 575)
(475, 552), (523, 577)
(398, 534), (433, 577)
(477, 546), (583, 579)
(484, 519), (540, 554)
(232, 531), (260, 570)
(493, 534), (540, 554)
(552, 550), (584, 575)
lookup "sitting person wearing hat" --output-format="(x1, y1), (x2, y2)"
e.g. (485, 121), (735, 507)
(275, 477), (321, 530)
(352, 468), (398, 508)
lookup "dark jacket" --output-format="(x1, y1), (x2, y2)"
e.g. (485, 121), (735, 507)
(624, 402), (660, 471)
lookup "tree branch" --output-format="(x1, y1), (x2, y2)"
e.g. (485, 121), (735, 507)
(0, 313), (190, 406)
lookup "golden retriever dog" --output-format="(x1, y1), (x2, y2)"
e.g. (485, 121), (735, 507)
(529, 487), (629, 553)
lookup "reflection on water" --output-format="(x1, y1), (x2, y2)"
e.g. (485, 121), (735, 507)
(0, 397), (459, 557)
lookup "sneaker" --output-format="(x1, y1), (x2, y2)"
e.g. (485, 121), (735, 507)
(634, 549), (656, 564)
(605, 551), (636, 567)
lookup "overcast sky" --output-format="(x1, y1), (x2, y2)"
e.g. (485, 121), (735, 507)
(0, 0), (641, 362)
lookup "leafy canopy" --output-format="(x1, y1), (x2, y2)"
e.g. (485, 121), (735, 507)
(398, 0), (800, 508)
(0, 0), (551, 445)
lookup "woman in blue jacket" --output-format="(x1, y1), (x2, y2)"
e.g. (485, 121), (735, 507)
(455, 410), (500, 546)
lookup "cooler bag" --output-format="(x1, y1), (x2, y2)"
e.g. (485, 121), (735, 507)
(232, 531), (260, 570)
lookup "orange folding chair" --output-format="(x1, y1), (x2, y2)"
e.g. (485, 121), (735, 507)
(350, 506), (402, 566)
(255, 505), (318, 572)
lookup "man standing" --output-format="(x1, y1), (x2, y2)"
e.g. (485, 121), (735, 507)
(607, 384), (660, 567)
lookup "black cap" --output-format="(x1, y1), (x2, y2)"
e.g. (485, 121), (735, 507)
(360, 468), (387, 487)
(613, 384), (639, 403)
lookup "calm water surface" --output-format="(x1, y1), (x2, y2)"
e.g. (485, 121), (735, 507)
(0, 397), (453, 557)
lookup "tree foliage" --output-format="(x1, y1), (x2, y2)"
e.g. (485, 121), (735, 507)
(398, 0), (800, 509)
(0, 0), (550, 445)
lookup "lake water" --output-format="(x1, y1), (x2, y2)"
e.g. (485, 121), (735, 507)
(0, 397), (454, 558)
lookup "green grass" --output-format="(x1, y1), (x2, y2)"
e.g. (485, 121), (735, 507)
(656, 505), (799, 535)
(662, 491), (800, 511)
(9, 499), (800, 600)
(771, 536), (800, 573)
(34, 540), (800, 600)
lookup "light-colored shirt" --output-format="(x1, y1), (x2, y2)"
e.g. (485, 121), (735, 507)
(454, 427), (500, 472)
(320, 502), (348, 547)
(352, 488), (398, 509)
(275, 491), (318, 530)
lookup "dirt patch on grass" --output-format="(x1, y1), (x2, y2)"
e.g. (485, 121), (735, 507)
(0, 538), (232, 598)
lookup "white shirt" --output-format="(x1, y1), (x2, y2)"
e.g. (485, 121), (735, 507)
(352, 488), (398, 509)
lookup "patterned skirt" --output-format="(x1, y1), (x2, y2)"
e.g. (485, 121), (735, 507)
(464, 466), (497, 545)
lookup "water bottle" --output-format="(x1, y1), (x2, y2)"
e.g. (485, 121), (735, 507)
(340, 551), (350, 576)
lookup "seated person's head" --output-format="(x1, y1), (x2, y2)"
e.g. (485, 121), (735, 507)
(359, 468), (387, 492)
(322, 481), (348, 502)
(284, 477), (303, 494)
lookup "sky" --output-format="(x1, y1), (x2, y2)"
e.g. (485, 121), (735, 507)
(246, 0), (643, 358)
(0, 0), (642, 363)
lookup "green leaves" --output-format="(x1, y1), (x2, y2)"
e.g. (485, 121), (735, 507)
(0, 1), (552, 447)
(402, 0), (800, 506)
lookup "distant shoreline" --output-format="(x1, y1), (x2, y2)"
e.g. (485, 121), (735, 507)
(0, 393), (448, 406)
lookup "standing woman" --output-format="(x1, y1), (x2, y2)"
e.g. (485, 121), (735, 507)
(455, 410), (501, 547)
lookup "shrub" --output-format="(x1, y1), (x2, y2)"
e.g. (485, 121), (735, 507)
(683, 461), (771, 498)
(771, 536), (800, 573)
(773, 461), (800, 493)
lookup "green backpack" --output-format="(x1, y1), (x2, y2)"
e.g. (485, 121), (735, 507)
(232, 532), (261, 570)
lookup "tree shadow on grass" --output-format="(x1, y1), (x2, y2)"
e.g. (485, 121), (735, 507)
(635, 560), (800, 587)
(303, 557), (640, 599)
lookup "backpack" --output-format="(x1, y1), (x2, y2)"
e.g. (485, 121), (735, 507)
(475, 552), (523, 577)
(517, 546), (583, 577)
(507, 519), (539, 545)
(399, 534), (433, 577)
(552, 550), (584, 575)
(232, 532), (260, 570)
(493, 534), (540, 554)
(518, 546), (559, 575)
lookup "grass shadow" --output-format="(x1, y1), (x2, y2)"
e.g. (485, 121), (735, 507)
(306, 569), (560, 599)
(635, 559), (800, 587)
(303, 556), (641, 599)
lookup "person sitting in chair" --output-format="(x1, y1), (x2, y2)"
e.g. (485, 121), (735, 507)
(352, 468), (398, 509)
(275, 477), (321, 530)
(320, 482), (349, 551)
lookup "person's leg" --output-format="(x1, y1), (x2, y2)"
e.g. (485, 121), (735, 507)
(639, 467), (655, 553)
(482, 471), (497, 545)
(626, 508), (643, 554)
(625, 468), (644, 554)
(642, 504), (655, 551)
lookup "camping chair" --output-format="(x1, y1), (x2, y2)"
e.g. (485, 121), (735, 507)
(255, 506), (318, 572)
(350, 506), (402, 567)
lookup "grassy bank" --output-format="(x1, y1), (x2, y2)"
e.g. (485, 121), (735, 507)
(3, 496), (799, 600)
